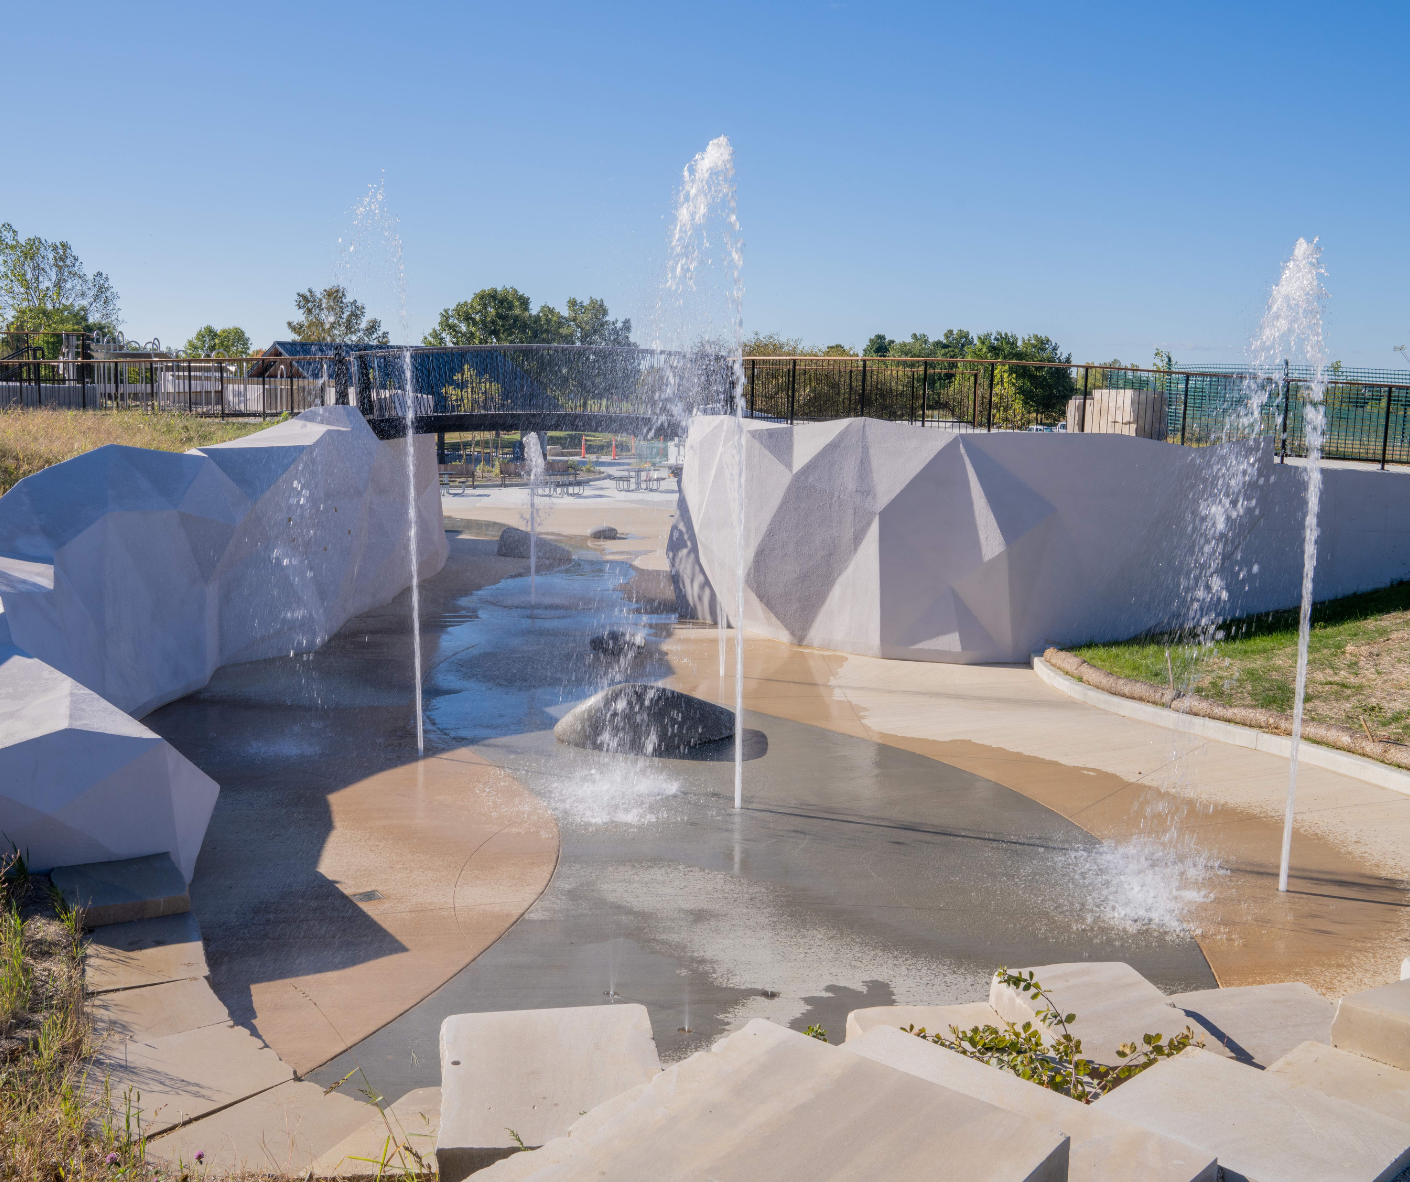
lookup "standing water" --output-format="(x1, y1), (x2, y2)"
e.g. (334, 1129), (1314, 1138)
(1255, 239), (1329, 891)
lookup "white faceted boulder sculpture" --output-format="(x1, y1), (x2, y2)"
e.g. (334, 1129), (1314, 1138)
(0, 646), (217, 881)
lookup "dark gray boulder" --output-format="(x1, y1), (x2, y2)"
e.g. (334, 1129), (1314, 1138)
(589, 525), (619, 540)
(497, 526), (571, 565)
(590, 629), (648, 658)
(554, 683), (735, 756)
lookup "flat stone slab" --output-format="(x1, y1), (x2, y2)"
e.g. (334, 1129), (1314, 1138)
(497, 526), (571, 565)
(437, 1003), (662, 1180)
(52, 852), (190, 928)
(847, 1024), (1216, 1182)
(845, 1001), (1002, 1043)
(553, 683), (735, 756)
(476, 1019), (1070, 1182)
(90, 1021), (293, 1135)
(90, 977), (230, 1042)
(311, 1086), (441, 1178)
(993, 962), (1222, 1067)
(1334, 978), (1410, 1071)
(84, 912), (208, 994)
(1096, 1047), (1410, 1182)
(1270, 1040), (1410, 1125)
(149, 1078), (373, 1175)
(1169, 982), (1333, 1067)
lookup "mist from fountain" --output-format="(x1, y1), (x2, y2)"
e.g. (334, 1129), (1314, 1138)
(524, 431), (547, 607)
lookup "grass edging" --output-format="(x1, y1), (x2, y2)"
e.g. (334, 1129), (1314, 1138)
(1037, 648), (1410, 784)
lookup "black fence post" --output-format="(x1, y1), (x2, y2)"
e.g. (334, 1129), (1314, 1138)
(1381, 386), (1394, 471)
(1279, 359), (1291, 463)
(1180, 373), (1191, 445)
(860, 358), (867, 418)
(986, 363), (995, 432)
(80, 358), (87, 411)
(261, 372), (267, 419)
(1081, 366), (1090, 432)
(921, 360), (928, 427)
(788, 357), (796, 424)
(220, 363), (226, 419)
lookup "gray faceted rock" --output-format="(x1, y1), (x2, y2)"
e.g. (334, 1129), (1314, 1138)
(554, 683), (734, 756)
(497, 527), (571, 565)
(589, 525), (619, 540)
(590, 629), (647, 658)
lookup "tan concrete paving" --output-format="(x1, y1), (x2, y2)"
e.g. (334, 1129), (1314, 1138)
(90, 977), (230, 1042)
(661, 627), (1410, 997)
(310, 1085), (441, 1178)
(85, 912), (208, 994)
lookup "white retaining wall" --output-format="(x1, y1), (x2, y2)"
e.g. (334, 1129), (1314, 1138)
(669, 416), (1410, 664)
(0, 406), (446, 876)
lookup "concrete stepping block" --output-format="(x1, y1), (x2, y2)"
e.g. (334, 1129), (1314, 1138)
(437, 1003), (662, 1180)
(993, 962), (1222, 1067)
(847, 1023), (1216, 1182)
(1269, 1040), (1410, 1124)
(1334, 978), (1410, 1071)
(149, 1078), (373, 1175)
(90, 977), (230, 1042)
(475, 1019), (1070, 1182)
(1168, 982), (1333, 1068)
(845, 1001), (1002, 1042)
(1096, 1047), (1410, 1182)
(52, 852), (190, 927)
(310, 1086), (441, 1177)
(84, 912), (207, 994)
(90, 1021), (293, 1135)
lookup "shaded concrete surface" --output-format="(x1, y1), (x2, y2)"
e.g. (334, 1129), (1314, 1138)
(307, 557), (1213, 1104)
(661, 631), (1410, 998)
(143, 532), (559, 1076)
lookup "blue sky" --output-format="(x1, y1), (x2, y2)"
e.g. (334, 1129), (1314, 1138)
(6, 1), (1407, 367)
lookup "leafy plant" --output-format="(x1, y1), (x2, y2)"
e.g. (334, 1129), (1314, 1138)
(905, 968), (1200, 1103)
(803, 1024), (828, 1042)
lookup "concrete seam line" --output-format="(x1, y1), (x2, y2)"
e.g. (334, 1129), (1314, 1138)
(1032, 656), (1410, 798)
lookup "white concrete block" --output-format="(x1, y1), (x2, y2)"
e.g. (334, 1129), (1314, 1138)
(0, 650), (218, 882)
(673, 417), (1410, 662)
(1269, 1041), (1410, 1125)
(51, 852), (189, 926)
(1333, 978), (1410, 1071)
(436, 1004), (662, 1180)
(848, 1024), (1216, 1181)
(1097, 1047), (1410, 1182)
(476, 1019), (1069, 1182)
(844, 1001), (1001, 1042)
(1169, 982), (1333, 1067)
(991, 962), (1211, 1067)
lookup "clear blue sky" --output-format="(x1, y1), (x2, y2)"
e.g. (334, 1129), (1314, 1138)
(7, 1), (1407, 367)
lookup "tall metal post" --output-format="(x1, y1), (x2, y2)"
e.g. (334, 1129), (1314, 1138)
(921, 360), (928, 426)
(261, 372), (267, 419)
(1081, 366), (1090, 432)
(986, 363), (995, 432)
(860, 358), (867, 418)
(788, 357), (797, 424)
(80, 357), (87, 411)
(1279, 359), (1291, 463)
(1381, 386), (1394, 471)
(909, 370), (915, 424)
(1180, 373), (1191, 445)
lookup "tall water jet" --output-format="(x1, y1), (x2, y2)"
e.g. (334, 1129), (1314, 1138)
(524, 431), (546, 606)
(403, 348), (426, 755)
(1254, 238), (1328, 891)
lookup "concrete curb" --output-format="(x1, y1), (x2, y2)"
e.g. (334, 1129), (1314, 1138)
(1031, 656), (1410, 798)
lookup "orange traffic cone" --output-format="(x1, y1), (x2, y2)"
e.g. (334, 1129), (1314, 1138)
(630, 435), (635, 455)
(580, 434), (586, 458)
(611, 436), (617, 459)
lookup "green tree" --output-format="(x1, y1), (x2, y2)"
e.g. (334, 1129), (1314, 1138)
(563, 296), (633, 346)
(423, 287), (539, 345)
(936, 329), (975, 358)
(287, 285), (390, 345)
(184, 325), (252, 357)
(864, 333), (894, 357)
(0, 223), (121, 338)
(968, 331), (1075, 414)
(743, 331), (804, 356)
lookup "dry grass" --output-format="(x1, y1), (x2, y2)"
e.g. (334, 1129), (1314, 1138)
(0, 408), (272, 496)
(1073, 581), (1410, 745)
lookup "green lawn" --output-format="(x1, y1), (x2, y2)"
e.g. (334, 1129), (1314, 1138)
(1071, 581), (1410, 744)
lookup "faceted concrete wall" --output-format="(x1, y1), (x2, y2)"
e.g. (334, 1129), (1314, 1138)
(0, 407), (446, 717)
(0, 406), (445, 875)
(670, 416), (1410, 664)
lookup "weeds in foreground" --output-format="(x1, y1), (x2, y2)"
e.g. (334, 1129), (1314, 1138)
(906, 968), (1201, 1103)
(322, 1065), (437, 1178)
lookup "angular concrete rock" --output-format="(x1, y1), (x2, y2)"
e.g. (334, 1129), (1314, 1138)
(437, 1004), (662, 1180)
(1169, 981), (1333, 1068)
(992, 962), (1215, 1067)
(1269, 1040), (1410, 1125)
(90, 1021), (293, 1135)
(52, 852), (189, 927)
(845, 1001), (1002, 1042)
(848, 1024), (1216, 1182)
(311, 1086), (441, 1178)
(85, 912), (208, 994)
(0, 650), (218, 880)
(148, 1078), (373, 1175)
(588, 525), (618, 540)
(497, 526), (571, 565)
(588, 629), (647, 658)
(1097, 1047), (1410, 1182)
(1333, 978), (1410, 1071)
(553, 683), (735, 756)
(477, 1019), (1070, 1182)
(91, 977), (230, 1042)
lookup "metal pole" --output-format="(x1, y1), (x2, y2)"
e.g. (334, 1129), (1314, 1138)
(80, 357), (87, 411)
(1180, 373), (1191, 446)
(921, 360), (928, 426)
(261, 372), (267, 418)
(1081, 366), (1090, 432)
(909, 370), (915, 425)
(788, 357), (797, 424)
(220, 363), (226, 419)
(1381, 386), (1394, 471)
(860, 358), (867, 418)
(1279, 359), (1291, 463)
(986, 363), (995, 432)
(186, 360), (192, 413)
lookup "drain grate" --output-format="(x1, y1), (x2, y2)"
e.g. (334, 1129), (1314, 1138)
(348, 889), (384, 903)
